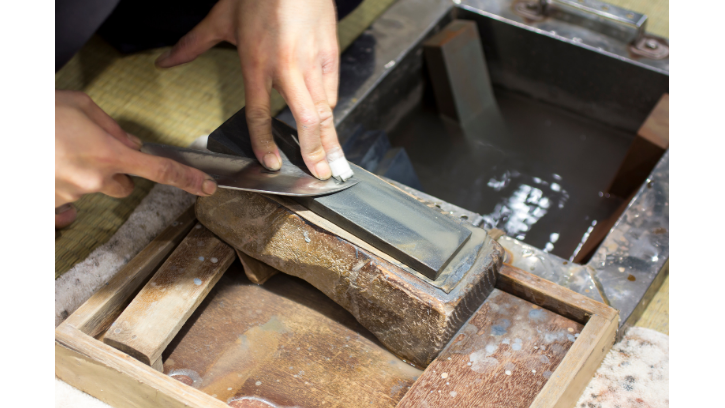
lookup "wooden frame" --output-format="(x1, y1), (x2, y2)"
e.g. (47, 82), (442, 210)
(56, 206), (618, 408)
(488, 266), (617, 407)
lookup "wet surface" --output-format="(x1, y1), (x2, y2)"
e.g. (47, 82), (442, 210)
(163, 262), (423, 408)
(389, 87), (632, 260)
(162, 263), (583, 407)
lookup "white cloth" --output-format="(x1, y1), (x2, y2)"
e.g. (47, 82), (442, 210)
(576, 326), (669, 408)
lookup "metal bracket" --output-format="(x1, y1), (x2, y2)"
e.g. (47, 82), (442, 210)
(514, 0), (668, 59)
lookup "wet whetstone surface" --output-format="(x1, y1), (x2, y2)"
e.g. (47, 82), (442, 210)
(397, 289), (584, 407)
(163, 262), (422, 408)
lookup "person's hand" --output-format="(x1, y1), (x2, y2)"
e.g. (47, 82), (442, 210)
(55, 90), (217, 226)
(156, 0), (348, 180)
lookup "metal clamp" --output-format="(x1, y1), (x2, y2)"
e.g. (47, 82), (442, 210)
(514, 0), (668, 59)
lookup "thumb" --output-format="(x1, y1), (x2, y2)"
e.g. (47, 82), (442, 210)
(155, 18), (222, 68)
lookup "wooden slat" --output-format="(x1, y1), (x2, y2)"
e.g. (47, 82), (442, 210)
(607, 93), (669, 198)
(61, 206), (196, 338)
(496, 264), (617, 325)
(579, 94), (669, 261)
(530, 314), (618, 408)
(488, 265), (618, 408)
(103, 223), (235, 367)
(56, 325), (227, 408)
(637, 93), (669, 149)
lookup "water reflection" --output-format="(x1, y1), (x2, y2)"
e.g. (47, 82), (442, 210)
(390, 88), (630, 260)
(480, 172), (568, 246)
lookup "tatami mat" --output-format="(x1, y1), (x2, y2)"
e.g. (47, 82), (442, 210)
(636, 274), (669, 334)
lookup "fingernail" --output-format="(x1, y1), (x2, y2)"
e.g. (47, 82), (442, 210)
(127, 133), (142, 147)
(314, 161), (332, 180)
(156, 49), (171, 66)
(263, 153), (281, 171)
(202, 179), (217, 195)
(55, 203), (74, 214)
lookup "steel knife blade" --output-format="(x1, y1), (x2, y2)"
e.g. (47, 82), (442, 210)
(140, 143), (357, 197)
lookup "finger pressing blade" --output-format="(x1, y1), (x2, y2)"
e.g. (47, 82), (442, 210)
(141, 143), (357, 197)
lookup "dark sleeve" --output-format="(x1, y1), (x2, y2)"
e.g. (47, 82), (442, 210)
(335, 0), (365, 20)
(55, 0), (121, 71)
(57, 0), (367, 70)
(96, 0), (366, 55)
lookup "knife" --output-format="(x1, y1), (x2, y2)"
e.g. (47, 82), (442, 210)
(140, 143), (358, 197)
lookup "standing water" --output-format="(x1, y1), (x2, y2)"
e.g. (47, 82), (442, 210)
(389, 88), (632, 261)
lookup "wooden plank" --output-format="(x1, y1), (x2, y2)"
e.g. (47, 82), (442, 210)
(637, 93), (669, 149)
(151, 357), (164, 372)
(396, 289), (584, 407)
(103, 223), (235, 367)
(496, 264), (618, 408)
(530, 314), (617, 408)
(496, 264), (617, 325)
(56, 325), (227, 408)
(163, 265), (423, 407)
(61, 206), (196, 338)
(577, 93), (669, 261)
(607, 93), (669, 198)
